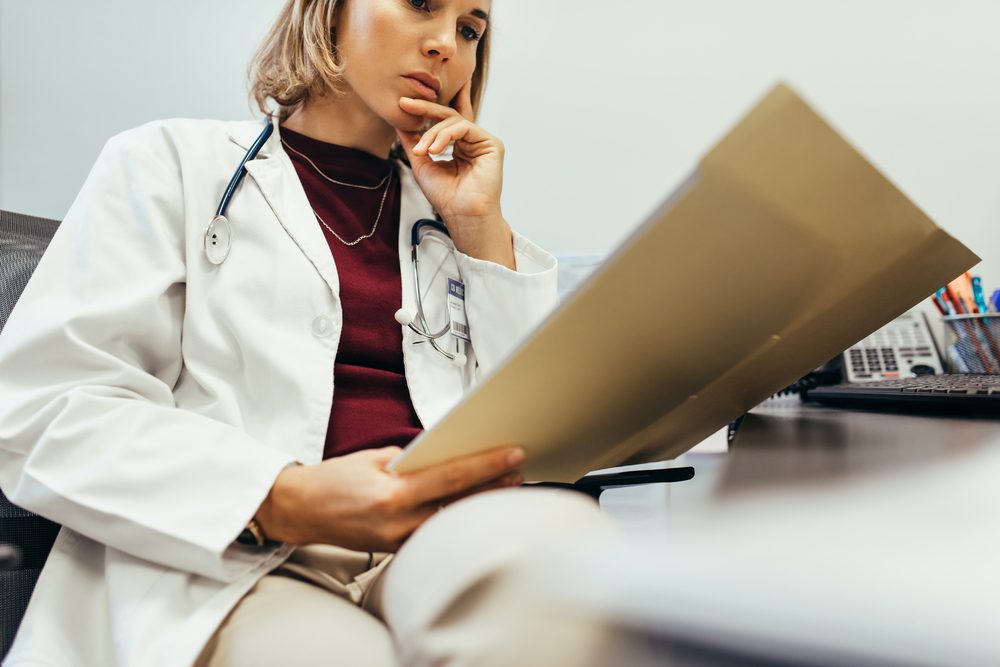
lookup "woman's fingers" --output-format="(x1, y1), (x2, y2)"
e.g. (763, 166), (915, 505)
(399, 96), (460, 122)
(398, 93), (496, 160)
(402, 445), (525, 506)
(416, 118), (498, 158)
(436, 471), (524, 509)
(371, 446), (405, 466)
(415, 117), (469, 155)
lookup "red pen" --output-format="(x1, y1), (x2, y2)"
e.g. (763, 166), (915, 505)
(943, 286), (965, 314)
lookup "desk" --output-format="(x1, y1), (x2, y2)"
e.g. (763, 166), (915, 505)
(628, 397), (1000, 520)
(551, 399), (1000, 667)
(723, 398), (997, 493)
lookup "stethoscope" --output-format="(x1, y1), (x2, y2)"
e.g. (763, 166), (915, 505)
(393, 218), (467, 367)
(205, 120), (468, 367)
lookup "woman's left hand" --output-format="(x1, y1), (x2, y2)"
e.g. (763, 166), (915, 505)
(396, 82), (515, 268)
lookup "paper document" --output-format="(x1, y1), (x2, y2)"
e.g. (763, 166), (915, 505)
(389, 83), (980, 483)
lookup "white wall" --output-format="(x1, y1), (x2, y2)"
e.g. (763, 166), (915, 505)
(2, 0), (999, 288)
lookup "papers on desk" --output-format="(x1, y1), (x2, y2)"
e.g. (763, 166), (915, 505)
(389, 83), (979, 483)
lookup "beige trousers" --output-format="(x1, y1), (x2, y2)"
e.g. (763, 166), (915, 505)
(195, 487), (621, 667)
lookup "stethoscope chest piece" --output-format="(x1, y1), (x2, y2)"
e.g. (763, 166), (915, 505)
(204, 215), (233, 265)
(206, 119), (274, 265)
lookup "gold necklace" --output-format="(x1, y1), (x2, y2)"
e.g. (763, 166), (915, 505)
(312, 169), (394, 247)
(281, 139), (392, 190)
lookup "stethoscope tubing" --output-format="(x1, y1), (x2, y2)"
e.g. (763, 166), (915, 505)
(216, 120), (274, 218)
(210, 121), (465, 365)
(410, 219), (453, 340)
(405, 219), (467, 366)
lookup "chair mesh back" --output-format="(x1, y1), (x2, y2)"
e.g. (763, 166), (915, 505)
(0, 210), (62, 658)
(0, 210), (59, 333)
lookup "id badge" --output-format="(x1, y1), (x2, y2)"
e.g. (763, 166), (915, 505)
(447, 278), (470, 342)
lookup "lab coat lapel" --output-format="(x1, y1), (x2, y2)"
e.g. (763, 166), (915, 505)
(232, 122), (340, 296)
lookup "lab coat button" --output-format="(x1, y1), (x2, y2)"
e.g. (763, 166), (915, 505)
(312, 315), (334, 338)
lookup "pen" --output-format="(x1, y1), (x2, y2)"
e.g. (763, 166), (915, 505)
(931, 290), (948, 317)
(944, 285), (967, 314)
(971, 277), (988, 314)
(931, 289), (949, 316)
(948, 275), (977, 314)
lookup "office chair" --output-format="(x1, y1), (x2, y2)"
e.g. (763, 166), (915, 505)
(0, 211), (63, 658)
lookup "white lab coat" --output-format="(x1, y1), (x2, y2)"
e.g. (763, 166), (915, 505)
(0, 119), (557, 667)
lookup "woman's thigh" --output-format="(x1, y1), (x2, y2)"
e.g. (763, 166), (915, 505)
(367, 487), (618, 667)
(195, 573), (397, 667)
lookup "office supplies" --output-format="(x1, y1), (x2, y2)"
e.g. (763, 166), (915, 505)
(992, 289), (1000, 313)
(805, 374), (1000, 416)
(942, 285), (993, 369)
(942, 313), (1000, 373)
(939, 275), (1000, 371)
(389, 83), (980, 483)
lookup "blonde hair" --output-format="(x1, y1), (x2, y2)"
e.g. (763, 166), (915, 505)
(250, 0), (491, 119)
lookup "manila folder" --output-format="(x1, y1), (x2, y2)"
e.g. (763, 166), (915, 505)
(389, 83), (980, 483)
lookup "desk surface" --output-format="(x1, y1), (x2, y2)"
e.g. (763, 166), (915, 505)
(601, 398), (1000, 528)
(719, 398), (1000, 496)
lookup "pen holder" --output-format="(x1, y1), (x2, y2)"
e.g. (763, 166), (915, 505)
(942, 314), (1000, 374)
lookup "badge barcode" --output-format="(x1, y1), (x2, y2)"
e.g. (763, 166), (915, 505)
(453, 322), (469, 335)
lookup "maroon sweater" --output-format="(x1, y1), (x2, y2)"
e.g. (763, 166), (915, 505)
(281, 127), (423, 459)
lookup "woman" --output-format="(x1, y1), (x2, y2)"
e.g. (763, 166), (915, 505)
(0, 0), (616, 665)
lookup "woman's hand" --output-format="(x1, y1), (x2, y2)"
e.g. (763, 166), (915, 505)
(396, 82), (516, 269)
(255, 445), (525, 552)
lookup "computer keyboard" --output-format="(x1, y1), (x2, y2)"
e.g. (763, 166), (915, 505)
(805, 374), (1000, 416)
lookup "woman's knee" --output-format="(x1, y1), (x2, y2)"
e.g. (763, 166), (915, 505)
(427, 486), (616, 549)
(374, 488), (616, 641)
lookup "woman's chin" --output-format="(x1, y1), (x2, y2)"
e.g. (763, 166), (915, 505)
(389, 109), (430, 134)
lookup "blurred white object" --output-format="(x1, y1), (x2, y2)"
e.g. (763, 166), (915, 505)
(535, 432), (1000, 666)
(428, 142), (454, 162)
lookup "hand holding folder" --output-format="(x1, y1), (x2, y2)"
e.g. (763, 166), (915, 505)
(390, 83), (980, 483)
